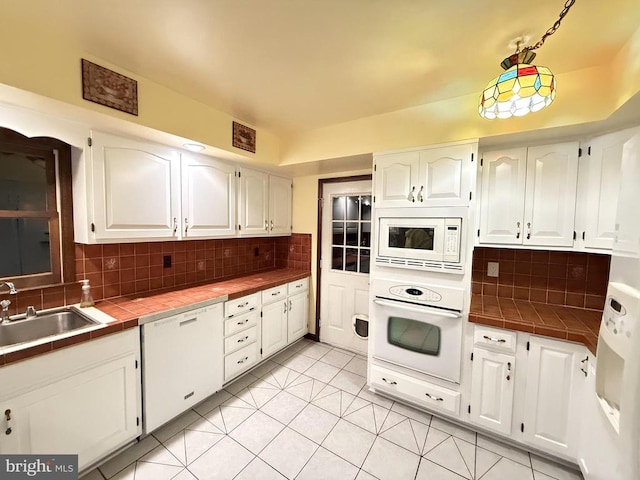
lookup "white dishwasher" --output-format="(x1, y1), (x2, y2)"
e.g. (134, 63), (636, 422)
(142, 303), (223, 433)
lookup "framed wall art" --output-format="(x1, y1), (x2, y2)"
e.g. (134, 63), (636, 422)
(81, 59), (138, 116)
(232, 121), (256, 153)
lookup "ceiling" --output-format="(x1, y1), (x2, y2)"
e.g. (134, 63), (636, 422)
(5, 0), (640, 137)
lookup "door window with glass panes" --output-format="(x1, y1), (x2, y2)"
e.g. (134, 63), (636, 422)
(331, 195), (371, 274)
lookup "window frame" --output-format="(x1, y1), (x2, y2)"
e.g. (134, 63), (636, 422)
(0, 127), (75, 289)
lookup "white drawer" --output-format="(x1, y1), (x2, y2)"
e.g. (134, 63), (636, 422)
(370, 364), (461, 416)
(224, 293), (260, 318)
(225, 326), (258, 355)
(262, 284), (287, 305)
(224, 310), (259, 337)
(288, 277), (309, 295)
(474, 325), (517, 353)
(224, 342), (259, 382)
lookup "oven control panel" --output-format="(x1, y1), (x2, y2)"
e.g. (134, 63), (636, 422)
(389, 285), (442, 303)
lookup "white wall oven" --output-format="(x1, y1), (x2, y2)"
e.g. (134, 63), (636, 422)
(375, 208), (465, 273)
(371, 278), (464, 383)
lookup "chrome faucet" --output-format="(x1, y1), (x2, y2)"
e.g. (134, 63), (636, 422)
(0, 282), (17, 324)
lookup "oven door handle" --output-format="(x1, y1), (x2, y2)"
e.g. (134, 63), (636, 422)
(373, 298), (461, 319)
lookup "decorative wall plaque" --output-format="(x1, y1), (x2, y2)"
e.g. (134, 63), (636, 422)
(81, 59), (138, 116)
(232, 121), (256, 153)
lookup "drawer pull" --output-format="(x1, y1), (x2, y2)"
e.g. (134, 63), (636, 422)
(382, 377), (397, 385)
(483, 335), (506, 343)
(237, 356), (249, 365)
(271, 291), (281, 296)
(237, 318), (249, 325)
(237, 302), (248, 308)
(237, 336), (249, 343)
(179, 317), (197, 327)
(425, 393), (444, 402)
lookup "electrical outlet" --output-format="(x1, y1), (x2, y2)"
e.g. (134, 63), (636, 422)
(487, 261), (499, 277)
(163, 255), (172, 268)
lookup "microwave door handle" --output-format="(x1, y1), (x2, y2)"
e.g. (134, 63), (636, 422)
(373, 298), (461, 319)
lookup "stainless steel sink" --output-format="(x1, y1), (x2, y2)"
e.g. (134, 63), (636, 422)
(0, 307), (99, 348)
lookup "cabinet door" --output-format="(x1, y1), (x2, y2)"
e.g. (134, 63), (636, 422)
(469, 348), (515, 435)
(181, 153), (236, 238)
(287, 291), (308, 343)
(524, 142), (579, 246)
(580, 128), (639, 249)
(373, 151), (420, 207)
(0, 353), (139, 471)
(238, 168), (269, 236)
(262, 300), (288, 358)
(418, 143), (475, 206)
(91, 131), (181, 240)
(269, 175), (292, 235)
(479, 148), (527, 244)
(522, 336), (585, 457)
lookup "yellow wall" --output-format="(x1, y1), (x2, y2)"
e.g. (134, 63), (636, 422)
(0, 29), (281, 166)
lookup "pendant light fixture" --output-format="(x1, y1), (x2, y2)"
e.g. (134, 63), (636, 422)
(479, 0), (577, 119)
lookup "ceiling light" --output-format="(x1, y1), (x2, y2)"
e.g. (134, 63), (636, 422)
(183, 142), (205, 152)
(479, 0), (577, 120)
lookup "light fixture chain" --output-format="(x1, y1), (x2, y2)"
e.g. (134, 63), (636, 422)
(524, 0), (576, 52)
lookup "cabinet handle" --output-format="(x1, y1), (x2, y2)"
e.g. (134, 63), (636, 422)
(483, 335), (506, 343)
(425, 393), (444, 402)
(270, 220), (274, 231)
(173, 217), (178, 235)
(382, 377), (397, 385)
(5, 409), (11, 435)
(417, 186), (424, 203)
(407, 186), (416, 202)
(581, 356), (589, 364)
(271, 291), (281, 296)
(265, 220), (268, 231)
(237, 356), (249, 364)
(237, 335), (249, 343)
(507, 362), (512, 381)
(238, 302), (248, 308)
(237, 318), (249, 326)
(184, 218), (189, 235)
(284, 301), (288, 314)
(526, 222), (531, 240)
(516, 221), (521, 239)
(581, 367), (588, 377)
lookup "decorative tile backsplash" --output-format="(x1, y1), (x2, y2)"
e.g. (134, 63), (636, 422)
(472, 247), (610, 310)
(0, 234), (311, 316)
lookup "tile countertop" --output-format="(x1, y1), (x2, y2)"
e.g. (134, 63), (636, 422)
(0, 268), (310, 366)
(470, 293), (602, 354)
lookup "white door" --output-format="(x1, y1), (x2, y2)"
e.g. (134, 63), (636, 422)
(524, 142), (579, 246)
(522, 336), (585, 457)
(373, 152), (419, 207)
(320, 180), (371, 354)
(269, 175), (292, 235)
(262, 300), (288, 358)
(91, 131), (180, 241)
(479, 148), (527, 244)
(469, 348), (515, 435)
(181, 153), (236, 238)
(238, 167), (269, 236)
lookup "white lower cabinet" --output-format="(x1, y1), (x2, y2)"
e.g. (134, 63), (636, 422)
(222, 294), (261, 383)
(261, 299), (288, 358)
(142, 304), (224, 433)
(469, 348), (515, 435)
(287, 291), (308, 343)
(0, 328), (141, 472)
(521, 336), (586, 458)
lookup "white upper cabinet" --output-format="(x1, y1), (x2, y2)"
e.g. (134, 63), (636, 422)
(90, 131), (181, 241)
(576, 127), (639, 250)
(479, 142), (579, 247)
(374, 142), (477, 208)
(181, 153), (236, 238)
(238, 168), (292, 236)
(269, 175), (293, 235)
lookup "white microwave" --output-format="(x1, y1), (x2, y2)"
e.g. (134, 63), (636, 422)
(376, 215), (463, 273)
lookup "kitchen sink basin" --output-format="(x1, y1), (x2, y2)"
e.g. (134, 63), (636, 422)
(0, 307), (99, 348)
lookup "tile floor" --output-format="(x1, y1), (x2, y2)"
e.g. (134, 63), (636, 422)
(83, 339), (584, 480)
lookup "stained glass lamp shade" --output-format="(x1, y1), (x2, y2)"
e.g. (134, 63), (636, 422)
(479, 51), (556, 119)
